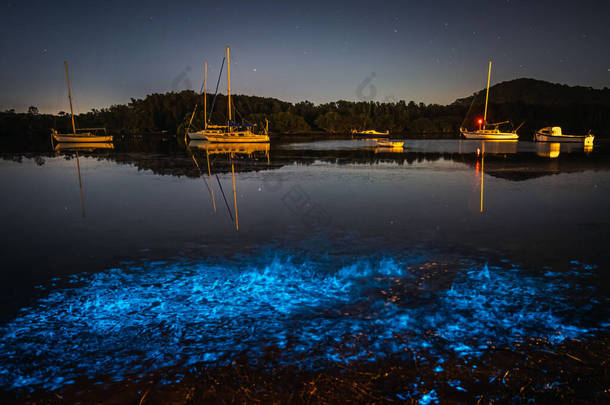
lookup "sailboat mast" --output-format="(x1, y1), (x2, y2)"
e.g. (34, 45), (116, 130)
(226, 46), (232, 131)
(204, 61), (207, 129)
(483, 61), (492, 130)
(64, 61), (76, 135)
(231, 153), (238, 231)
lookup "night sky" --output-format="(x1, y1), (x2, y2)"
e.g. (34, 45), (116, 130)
(1, 0), (609, 113)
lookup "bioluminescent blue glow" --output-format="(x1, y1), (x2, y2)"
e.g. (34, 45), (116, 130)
(419, 389), (439, 405)
(0, 252), (606, 392)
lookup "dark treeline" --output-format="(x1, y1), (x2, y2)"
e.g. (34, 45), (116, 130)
(2, 78), (609, 139)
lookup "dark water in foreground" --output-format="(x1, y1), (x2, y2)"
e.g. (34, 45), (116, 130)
(0, 138), (608, 403)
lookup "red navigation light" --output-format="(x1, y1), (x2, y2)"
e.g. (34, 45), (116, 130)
(477, 118), (483, 125)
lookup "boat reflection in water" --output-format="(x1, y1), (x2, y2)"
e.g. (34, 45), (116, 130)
(374, 145), (404, 153)
(53, 142), (115, 152)
(186, 141), (270, 230)
(458, 139), (518, 155)
(536, 142), (594, 158)
(51, 142), (115, 218)
(536, 142), (561, 159)
(470, 140), (518, 214)
(475, 142), (486, 213)
(584, 143), (593, 155)
(188, 140), (270, 159)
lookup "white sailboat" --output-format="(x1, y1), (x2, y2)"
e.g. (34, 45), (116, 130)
(460, 61), (519, 141)
(51, 62), (113, 143)
(187, 47), (270, 143)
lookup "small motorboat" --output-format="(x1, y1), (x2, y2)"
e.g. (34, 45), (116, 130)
(535, 127), (594, 145)
(351, 129), (390, 138)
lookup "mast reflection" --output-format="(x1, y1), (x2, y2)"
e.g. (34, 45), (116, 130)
(186, 140), (271, 230)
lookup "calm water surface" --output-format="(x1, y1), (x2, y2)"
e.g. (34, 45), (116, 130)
(0, 138), (608, 400)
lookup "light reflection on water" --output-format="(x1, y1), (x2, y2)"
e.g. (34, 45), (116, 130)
(0, 140), (609, 402)
(0, 251), (605, 391)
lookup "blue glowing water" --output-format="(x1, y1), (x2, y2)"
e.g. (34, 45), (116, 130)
(0, 252), (606, 392)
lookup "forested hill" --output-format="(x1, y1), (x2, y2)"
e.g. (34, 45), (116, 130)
(455, 78), (610, 107)
(2, 78), (609, 139)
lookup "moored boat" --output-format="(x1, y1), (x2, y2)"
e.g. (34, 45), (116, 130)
(535, 127), (594, 145)
(204, 131), (270, 143)
(187, 47), (269, 143)
(51, 62), (113, 144)
(351, 129), (390, 138)
(460, 124), (519, 141)
(52, 128), (112, 143)
(460, 61), (519, 141)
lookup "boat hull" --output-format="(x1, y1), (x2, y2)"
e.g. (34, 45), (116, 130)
(204, 135), (270, 143)
(188, 130), (269, 143)
(460, 130), (518, 140)
(535, 132), (593, 143)
(52, 134), (113, 143)
(187, 132), (208, 140)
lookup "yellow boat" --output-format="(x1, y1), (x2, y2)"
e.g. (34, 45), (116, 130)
(351, 129), (390, 138)
(460, 125), (519, 140)
(460, 61), (519, 141)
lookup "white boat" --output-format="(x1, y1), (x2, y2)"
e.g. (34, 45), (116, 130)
(351, 129), (390, 137)
(535, 127), (594, 145)
(460, 61), (519, 141)
(51, 62), (113, 143)
(187, 47), (270, 143)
